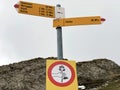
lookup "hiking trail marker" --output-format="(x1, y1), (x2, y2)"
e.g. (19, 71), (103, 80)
(14, 1), (65, 18)
(46, 60), (78, 90)
(14, 1), (106, 60)
(53, 16), (104, 27)
(14, 1), (106, 90)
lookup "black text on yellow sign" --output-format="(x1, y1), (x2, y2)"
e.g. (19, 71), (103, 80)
(18, 1), (55, 18)
(53, 16), (101, 27)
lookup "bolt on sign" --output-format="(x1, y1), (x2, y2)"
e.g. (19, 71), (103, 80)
(18, 1), (55, 18)
(46, 60), (78, 90)
(53, 16), (101, 27)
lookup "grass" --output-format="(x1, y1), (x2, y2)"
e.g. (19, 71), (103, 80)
(99, 79), (120, 90)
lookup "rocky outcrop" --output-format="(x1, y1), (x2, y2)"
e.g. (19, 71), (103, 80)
(0, 57), (46, 90)
(77, 59), (120, 89)
(0, 57), (119, 90)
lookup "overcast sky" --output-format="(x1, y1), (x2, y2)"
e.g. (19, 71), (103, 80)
(0, 0), (120, 66)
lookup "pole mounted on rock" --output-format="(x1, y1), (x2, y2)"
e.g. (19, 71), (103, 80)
(14, 1), (106, 90)
(56, 4), (63, 60)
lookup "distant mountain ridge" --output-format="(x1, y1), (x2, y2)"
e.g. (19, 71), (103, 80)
(0, 57), (119, 90)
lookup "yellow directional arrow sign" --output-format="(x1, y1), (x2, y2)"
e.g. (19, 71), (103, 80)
(18, 1), (55, 18)
(53, 16), (102, 27)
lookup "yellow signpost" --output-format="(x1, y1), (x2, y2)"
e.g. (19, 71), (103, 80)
(18, 1), (55, 18)
(46, 60), (78, 90)
(53, 16), (101, 27)
(14, 2), (106, 90)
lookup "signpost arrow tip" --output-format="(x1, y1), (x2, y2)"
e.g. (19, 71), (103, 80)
(14, 4), (19, 8)
(101, 18), (106, 22)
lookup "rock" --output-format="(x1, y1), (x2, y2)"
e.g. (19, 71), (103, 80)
(77, 58), (120, 89)
(0, 57), (46, 90)
(0, 57), (119, 90)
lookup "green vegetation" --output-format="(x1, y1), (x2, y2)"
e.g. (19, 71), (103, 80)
(99, 79), (120, 90)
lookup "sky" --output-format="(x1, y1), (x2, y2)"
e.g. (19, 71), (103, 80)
(0, 0), (120, 66)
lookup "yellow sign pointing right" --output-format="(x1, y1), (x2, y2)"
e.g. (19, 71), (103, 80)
(53, 16), (102, 27)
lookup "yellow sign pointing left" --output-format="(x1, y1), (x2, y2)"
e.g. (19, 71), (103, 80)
(18, 1), (55, 18)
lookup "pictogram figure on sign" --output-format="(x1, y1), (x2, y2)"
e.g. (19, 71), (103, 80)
(48, 61), (75, 87)
(52, 65), (68, 83)
(47, 60), (78, 90)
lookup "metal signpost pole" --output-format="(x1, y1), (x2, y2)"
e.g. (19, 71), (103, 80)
(56, 27), (63, 60)
(56, 4), (63, 60)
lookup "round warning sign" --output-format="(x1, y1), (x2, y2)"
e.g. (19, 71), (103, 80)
(48, 61), (75, 87)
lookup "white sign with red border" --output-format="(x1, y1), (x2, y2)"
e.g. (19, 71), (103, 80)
(46, 60), (78, 90)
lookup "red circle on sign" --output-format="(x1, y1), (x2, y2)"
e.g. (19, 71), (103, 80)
(48, 61), (75, 87)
